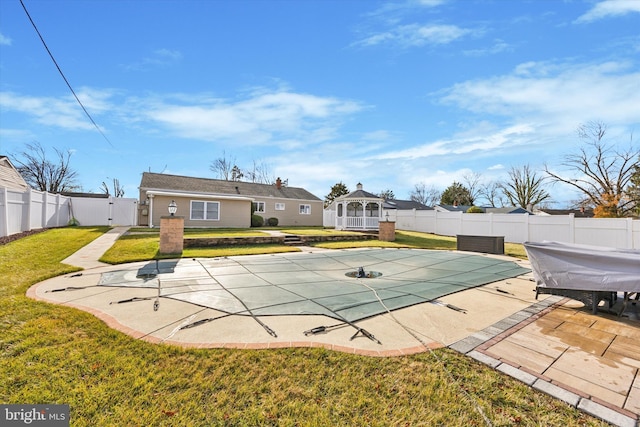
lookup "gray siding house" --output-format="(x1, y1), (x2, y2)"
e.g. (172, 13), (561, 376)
(138, 172), (323, 228)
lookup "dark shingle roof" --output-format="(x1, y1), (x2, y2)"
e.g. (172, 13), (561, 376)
(384, 199), (432, 210)
(140, 172), (321, 201)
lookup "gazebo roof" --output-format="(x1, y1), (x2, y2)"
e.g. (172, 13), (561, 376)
(335, 183), (384, 202)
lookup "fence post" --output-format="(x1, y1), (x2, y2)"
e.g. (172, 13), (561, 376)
(489, 212), (493, 235)
(626, 217), (633, 249)
(568, 213), (575, 243)
(1, 187), (8, 237)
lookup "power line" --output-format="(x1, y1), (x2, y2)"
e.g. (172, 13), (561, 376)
(19, 0), (115, 148)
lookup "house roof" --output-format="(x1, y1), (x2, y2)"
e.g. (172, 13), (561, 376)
(436, 204), (472, 212)
(0, 155), (29, 191)
(384, 199), (433, 210)
(139, 172), (321, 201)
(485, 207), (531, 214)
(537, 208), (595, 218)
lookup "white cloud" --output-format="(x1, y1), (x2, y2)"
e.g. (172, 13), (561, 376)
(353, 24), (473, 48)
(575, 0), (640, 23)
(0, 33), (11, 46)
(463, 39), (512, 57)
(139, 89), (364, 144)
(0, 92), (96, 131)
(372, 124), (535, 160)
(121, 48), (183, 71)
(438, 60), (640, 128)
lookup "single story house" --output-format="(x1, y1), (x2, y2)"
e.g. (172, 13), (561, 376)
(0, 155), (29, 191)
(138, 172), (323, 228)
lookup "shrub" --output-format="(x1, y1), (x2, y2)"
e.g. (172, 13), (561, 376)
(267, 217), (279, 226)
(466, 206), (484, 213)
(251, 214), (264, 227)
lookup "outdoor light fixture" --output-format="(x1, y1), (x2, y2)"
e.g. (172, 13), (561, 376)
(385, 211), (389, 221)
(168, 200), (177, 216)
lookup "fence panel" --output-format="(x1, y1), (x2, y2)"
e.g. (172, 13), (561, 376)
(1, 187), (139, 237)
(112, 198), (139, 226)
(376, 209), (638, 249)
(491, 214), (529, 243)
(574, 217), (633, 249)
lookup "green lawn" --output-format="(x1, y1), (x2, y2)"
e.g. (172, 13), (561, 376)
(0, 227), (606, 426)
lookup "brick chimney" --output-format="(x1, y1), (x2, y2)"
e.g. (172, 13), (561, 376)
(276, 177), (282, 189)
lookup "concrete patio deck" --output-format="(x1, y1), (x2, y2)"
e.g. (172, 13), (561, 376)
(27, 227), (640, 426)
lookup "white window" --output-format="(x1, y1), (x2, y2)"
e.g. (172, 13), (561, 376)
(299, 204), (311, 215)
(275, 203), (285, 211)
(190, 200), (220, 221)
(253, 201), (266, 213)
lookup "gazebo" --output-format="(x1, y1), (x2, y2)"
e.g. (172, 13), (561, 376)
(334, 183), (385, 230)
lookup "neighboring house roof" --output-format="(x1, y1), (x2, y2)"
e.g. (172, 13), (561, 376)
(384, 199), (433, 210)
(537, 208), (595, 218)
(0, 155), (29, 191)
(485, 207), (531, 214)
(435, 204), (472, 212)
(435, 204), (530, 214)
(139, 172), (322, 201)
(60, 192), (109, 198)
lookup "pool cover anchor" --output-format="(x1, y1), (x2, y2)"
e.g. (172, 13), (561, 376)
(110, 296), (153, 305)
(304, 321), (382, 345)
(430, 299), (467, 313)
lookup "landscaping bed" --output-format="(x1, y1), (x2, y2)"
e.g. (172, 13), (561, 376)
(184, 233), (378, 247)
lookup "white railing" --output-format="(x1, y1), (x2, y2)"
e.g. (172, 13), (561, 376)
(342, 216), (379, 230)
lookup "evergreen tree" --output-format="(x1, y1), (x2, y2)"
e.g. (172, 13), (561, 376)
(625, 157), (640, 216)
(440, 182), (473, 205)
(325, 182), (349, 207)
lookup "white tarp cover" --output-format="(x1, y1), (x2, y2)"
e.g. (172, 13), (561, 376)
(524, 241), (640, 293)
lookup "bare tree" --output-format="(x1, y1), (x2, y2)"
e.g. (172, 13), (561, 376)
(501, 164), (550, 209)
(101, 178), (125, 197)
(462, 172), (482, 204)
(409, 182), (441, 207)
(544, 122), (638, 217)
(477, 180), (507, 207)
(245, 159), (275, 184)
(210, 151), (236, 180)
(13, 142), (79, 193)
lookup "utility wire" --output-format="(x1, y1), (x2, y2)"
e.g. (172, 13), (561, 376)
(19, 0), (114, 148)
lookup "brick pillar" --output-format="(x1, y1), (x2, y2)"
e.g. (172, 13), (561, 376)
(159, 216), (184, 254)
(379, 220), (396, 242)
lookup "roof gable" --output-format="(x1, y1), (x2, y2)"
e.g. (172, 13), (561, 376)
(0, 156), (29, 191)
(140, 172), (321, 201)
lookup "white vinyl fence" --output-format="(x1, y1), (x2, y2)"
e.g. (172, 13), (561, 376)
(324, 209), (640, 249)
(0, 187), (138, 237)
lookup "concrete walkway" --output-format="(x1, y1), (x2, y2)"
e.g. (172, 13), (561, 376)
(30, 229), (640, 427)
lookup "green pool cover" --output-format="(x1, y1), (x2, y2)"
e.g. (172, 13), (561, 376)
(99, 248), (529, 323)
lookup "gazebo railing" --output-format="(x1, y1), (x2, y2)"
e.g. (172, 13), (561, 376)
(342, 216), (379, 229)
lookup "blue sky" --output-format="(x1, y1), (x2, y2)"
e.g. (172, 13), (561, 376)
(1, 0), (639, 206)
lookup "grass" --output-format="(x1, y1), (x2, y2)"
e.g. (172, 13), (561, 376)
(0, 227), (607, 426)
(102, 227), (528, 264)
